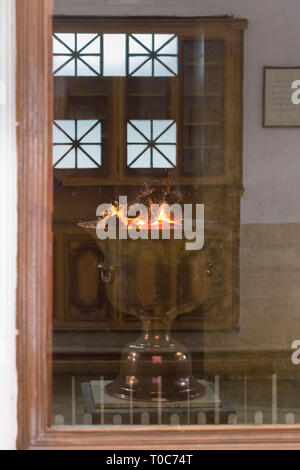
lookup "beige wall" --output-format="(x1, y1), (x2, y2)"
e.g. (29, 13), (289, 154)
(204, 224), (300, 352)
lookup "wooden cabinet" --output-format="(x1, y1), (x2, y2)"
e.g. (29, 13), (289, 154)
(53, 17), (246, 334)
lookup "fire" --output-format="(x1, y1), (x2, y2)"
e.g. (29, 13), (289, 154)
(149, 205), (182, 228)
(97, 201), (183, 231)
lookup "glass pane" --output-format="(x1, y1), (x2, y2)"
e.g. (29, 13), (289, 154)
(129, 147), (151, 167)
(156, 35), (178, 54)
(153, 120), (175, 141)
(77, 147), (101, 168)
(81, 125), (101, 144)
(76, 33), (99, 52)
(53, 145), (73, 165)
(129, 120), (151, 140)
(53, 56), (74, 76)
(154, 34), (175, 52)
(129, 34), (178, 77)
(77, 120), (100, 141)
(54, 120), (76, 140)
(53, 36), (71, 54)
(182, 39), (224, 176)
(76, 58), (97, 76)
(157, 56), (178, 74)
(132, 59), (152, 77)
(127, 144), (149, 166)
(80, 145), (101, 165)
(131, 34), (153, 51)
(127, 123), (148, 143)
(126, 120), (176, 168)
(53, 120), (102, 169)
(54, 33), (75, 51)
(129, 36), (149, 54)
(53, 33), (101, 77)
(82, 40), (101, 54)
(54, 148), (75, 168)
(129, 56), (149, 75)
(103, 34), (126, 76)
(155, 145), (176, 165)
(51, 10), (300, 435)
(153, 148), (173, 168)
(154, 59), (173, 77)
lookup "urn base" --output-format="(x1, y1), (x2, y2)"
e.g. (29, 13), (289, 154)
(105, 329), (205, 402)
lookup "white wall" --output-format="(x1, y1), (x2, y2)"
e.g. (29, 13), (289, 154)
(55, 0), (300, 223)
(0, 0), (17, 451)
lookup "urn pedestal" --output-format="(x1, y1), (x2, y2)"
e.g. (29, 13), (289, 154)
(105, 321), (205, 401)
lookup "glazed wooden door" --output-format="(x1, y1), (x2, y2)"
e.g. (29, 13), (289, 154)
(52, 18), (244, 339)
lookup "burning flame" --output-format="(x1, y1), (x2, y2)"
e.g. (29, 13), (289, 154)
(97, 202), (182, 231)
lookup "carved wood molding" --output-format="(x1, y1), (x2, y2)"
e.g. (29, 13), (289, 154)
(29, 425), (300, 450)
(16, 0), (53, 450)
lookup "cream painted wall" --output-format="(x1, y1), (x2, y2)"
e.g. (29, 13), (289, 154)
(0, 0), (17, 451)
(55, 0), (300, 224)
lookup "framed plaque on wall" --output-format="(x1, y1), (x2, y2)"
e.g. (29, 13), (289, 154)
(263, 67), (300, 127)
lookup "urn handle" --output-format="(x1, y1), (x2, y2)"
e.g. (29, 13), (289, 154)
(97, 262), (118, 283)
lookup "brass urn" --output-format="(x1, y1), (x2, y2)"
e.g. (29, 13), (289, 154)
(80, 222), (211, 402)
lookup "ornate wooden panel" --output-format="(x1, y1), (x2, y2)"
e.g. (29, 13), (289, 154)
(53, 227), (117, 329)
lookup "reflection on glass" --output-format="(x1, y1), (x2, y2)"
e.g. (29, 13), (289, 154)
(51, 18), (299, 431)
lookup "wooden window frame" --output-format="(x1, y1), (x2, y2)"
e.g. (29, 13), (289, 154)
(52, 17), (243, 187)
(16, 0), (300, 450)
